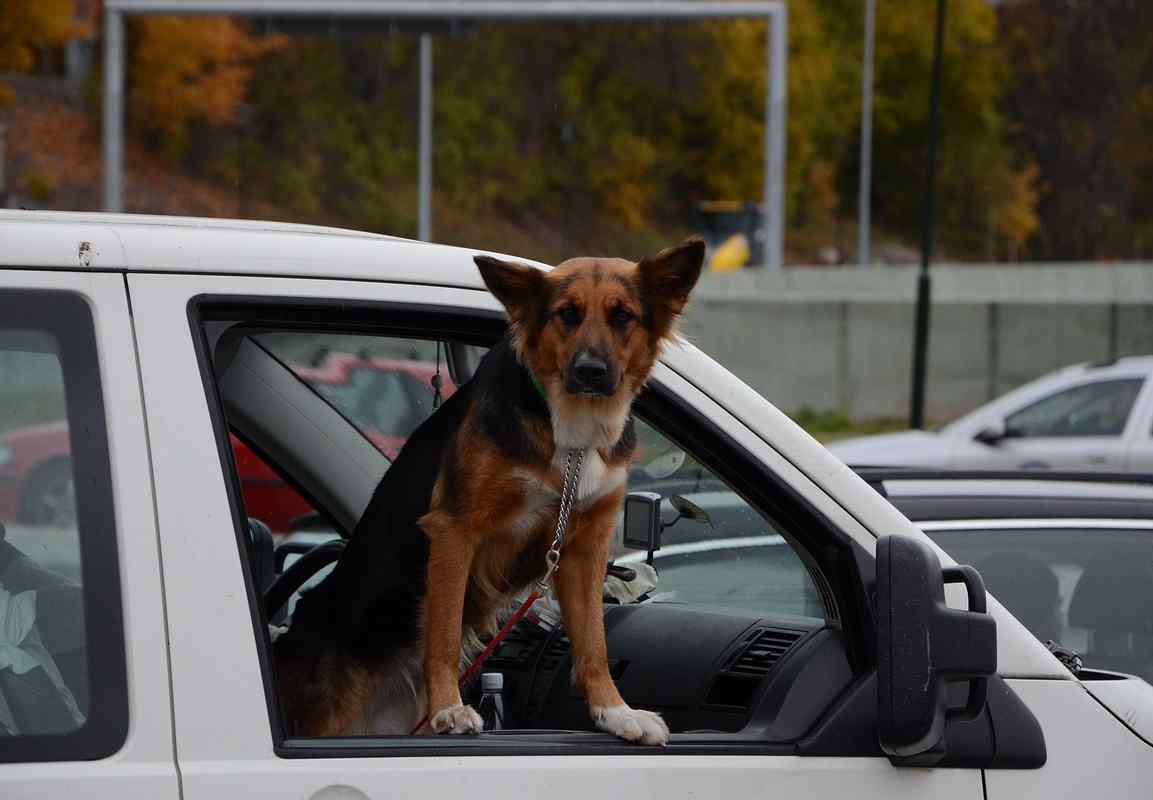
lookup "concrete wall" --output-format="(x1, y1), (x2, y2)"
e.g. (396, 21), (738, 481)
(682, 262), (1153, 423)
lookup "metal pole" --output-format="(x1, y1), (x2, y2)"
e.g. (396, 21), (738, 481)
(856, 0), (875, 268)
(909, 0), (946, 429)
(103, 8), (125, 212)
(764, 6), (787, 270)
(418, 32), (433, 241)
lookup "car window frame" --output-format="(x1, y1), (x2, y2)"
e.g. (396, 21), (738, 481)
(189, 293), (873, 758)
(0, 289), (129, 763)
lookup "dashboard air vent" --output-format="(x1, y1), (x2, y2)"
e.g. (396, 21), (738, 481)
(704, 627), (804, 711)
(726, 628), (803, 679)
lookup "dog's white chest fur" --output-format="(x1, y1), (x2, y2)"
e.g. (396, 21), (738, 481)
(509, 450), (626, 535)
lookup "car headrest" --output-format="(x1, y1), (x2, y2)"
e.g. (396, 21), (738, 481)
(246, 517), (277, 595)
(975, 552), (1058, 633)
(1069, 551), (1153, 634)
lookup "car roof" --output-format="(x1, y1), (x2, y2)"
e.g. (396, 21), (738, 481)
(0, 209), (541, 286)
(856, 469), (1153, 523)
(1040, 356), (1153, 378)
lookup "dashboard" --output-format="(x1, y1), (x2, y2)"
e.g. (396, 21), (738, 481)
(476, 602), (854, 738)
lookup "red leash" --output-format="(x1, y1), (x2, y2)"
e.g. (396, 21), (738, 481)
(409, 589), (543, 734)
(409, 448), (585, 735)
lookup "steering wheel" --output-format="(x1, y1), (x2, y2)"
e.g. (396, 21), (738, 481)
(264, 539), (346, 621)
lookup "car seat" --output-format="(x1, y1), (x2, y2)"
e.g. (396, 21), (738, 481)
(1068, 550), (1153, 680)
(0, 526), (86, 733)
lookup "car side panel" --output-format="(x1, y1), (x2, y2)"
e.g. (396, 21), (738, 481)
(0, 270), (178, 799)
(987, 679), (1153, 800)
(129, 271), (981, 800)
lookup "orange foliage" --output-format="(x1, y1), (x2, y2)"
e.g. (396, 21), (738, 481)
(130, 16), (282, 155)
(0, 0), (89, 106)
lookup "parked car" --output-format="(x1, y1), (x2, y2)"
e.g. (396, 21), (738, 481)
(3, 209), (1153, 799)
(858, 469), (1153, 682)
(0, 352), (454, 532)
(0, 419), (72, 526)
(829, 357), (1153, 471)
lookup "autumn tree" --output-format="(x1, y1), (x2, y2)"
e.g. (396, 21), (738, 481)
(0, 0), (88, 106)
(128, 15), (281, 158)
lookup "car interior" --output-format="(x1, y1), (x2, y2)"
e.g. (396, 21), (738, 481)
(196, 305), (892, 753)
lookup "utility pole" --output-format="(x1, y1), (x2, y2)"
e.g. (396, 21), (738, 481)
(418, 32), (433, 241)
(909, 0), (947, 429)
(857, 0), (875, 268)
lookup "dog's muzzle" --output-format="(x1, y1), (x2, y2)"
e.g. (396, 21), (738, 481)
(566, 352), (617, 396)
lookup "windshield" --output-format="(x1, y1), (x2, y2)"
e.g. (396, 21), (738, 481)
(925, 525), (1153, 682)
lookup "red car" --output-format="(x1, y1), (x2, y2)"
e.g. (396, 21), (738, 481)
(0, 355), (455, 533)
(0, 419), (73, 526)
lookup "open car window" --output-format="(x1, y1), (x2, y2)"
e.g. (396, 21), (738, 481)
(197, 304), (865, 757)
(622, 418), (823, 620)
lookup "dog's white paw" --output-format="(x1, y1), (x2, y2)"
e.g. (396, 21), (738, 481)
(592, 704), (669, 745)
(430, 703), (484, 735)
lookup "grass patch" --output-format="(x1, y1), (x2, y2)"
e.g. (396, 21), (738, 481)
(789, 407), (908, 444)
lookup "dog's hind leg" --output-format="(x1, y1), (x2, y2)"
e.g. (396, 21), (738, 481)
(554, 489), (669, 746)
(419, 509), (484, 734)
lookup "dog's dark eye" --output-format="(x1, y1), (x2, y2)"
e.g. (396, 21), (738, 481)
(611, 308), (635, 326)
(557, 305), (581, 326)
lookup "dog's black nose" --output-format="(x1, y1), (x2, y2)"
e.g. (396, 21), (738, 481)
(568, 352), (614, 394)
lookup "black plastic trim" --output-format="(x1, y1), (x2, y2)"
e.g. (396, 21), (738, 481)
(0, 290), (129, 763)
(799, 672), (1045, 768)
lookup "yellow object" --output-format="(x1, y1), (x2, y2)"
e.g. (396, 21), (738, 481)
(707, 234), (751, 272)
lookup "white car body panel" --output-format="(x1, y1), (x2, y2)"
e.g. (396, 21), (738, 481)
(989, 679), (1153, 799)
(0, 270), (179, 799)
(0, 211), (1148, 799)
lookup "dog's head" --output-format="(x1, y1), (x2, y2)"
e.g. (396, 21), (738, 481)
(475, 237), (704, 415)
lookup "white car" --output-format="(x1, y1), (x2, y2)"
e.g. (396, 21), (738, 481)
(1, 210), (1151, 800)
(830, 357), (1153, 471)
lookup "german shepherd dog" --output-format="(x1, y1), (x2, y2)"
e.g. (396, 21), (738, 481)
(274, 237), (705, 744)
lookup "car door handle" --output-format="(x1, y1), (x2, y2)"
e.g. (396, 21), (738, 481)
(1088, 455), (1109, 464)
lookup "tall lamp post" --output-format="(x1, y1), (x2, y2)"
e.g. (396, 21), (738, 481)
(909, 0), (947, 429)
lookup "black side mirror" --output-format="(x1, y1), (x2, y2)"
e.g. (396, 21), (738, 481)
(876, 534), (996, 763)
(973, 422), (1006, 446)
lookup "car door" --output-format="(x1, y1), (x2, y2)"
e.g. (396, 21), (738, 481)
(129, 268), (981, 800)
(0, 270), (178, 798)
(954, 377), (1145, 471)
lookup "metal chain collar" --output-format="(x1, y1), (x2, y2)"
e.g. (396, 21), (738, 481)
(538, 447), (587, 589)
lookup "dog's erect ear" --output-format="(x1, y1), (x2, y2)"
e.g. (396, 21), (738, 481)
(475, 255), (546, 324)
(637, 236), (706, 332)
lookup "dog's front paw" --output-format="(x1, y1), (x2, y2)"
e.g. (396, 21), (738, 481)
(430, 703), (484, 735)
(591, 704), (669, 745)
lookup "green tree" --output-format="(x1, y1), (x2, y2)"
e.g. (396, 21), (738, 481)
(1000, 0), (1153, 260)
(864, 0), (1033, 259)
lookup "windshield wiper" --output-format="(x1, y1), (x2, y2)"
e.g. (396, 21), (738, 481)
(1044, 639), (1083, 676)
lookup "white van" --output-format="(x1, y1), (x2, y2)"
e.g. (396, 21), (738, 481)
(1, 210), (1150, 799)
